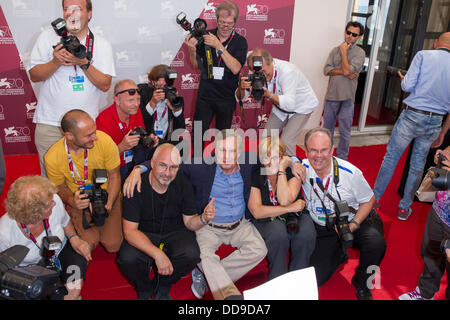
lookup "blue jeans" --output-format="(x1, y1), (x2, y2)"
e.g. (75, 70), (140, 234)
(373, 109), (442, 210)
(323, 99), (354, 160)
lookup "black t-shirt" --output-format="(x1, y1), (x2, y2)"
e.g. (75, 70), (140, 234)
(123, 171), (197, 234)
(197, 29), (248, 100)
(251, 167), (303, 219)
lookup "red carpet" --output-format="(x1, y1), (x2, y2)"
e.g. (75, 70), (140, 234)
(0, 145), (447, 300)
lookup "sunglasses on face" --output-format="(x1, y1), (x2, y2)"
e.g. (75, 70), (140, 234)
(115, 88), (141, 96)
(346, 30), (360, 37)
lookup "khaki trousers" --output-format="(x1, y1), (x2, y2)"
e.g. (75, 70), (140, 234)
(195, 218), (267, 300)
(264, 112), (312, 157)
(35, 123), (64, 177)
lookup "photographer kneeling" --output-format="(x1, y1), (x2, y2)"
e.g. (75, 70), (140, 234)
(302, 128), (386, 300)
(248, 136), (316, 280)
(399, 146), (450, 300)
(138, 64), (185, 143)
(0, 176), (91, 300)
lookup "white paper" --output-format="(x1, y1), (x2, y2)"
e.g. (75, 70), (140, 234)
(243, 267), (318, 300)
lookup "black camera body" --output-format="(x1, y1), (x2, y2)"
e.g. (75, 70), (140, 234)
(247, 56), (267, 101)
(285, 212), (300, 234)
(81, 169), (109, 228)
(176, 12), (207, 43)
(386, 65), (407, 77)
(130, 126), (153, 149)
(51, 18), (87, 59)
(39, 236), (62, 271)
(326, 200), (354, 248)
(431, 153), (450, 190)
(163, 69), (184, 109)
(0, 245), (64, 300)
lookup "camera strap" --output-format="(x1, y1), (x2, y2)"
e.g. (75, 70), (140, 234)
(85, 29), (94, 61)
(65, 138), (89, 186)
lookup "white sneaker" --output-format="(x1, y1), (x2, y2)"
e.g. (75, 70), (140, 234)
(398, 287), (434, 300)
(191, 268), (207, 299)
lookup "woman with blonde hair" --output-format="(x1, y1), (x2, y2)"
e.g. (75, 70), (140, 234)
(248, 136), (316, 279)
(0, 175), (91, 300)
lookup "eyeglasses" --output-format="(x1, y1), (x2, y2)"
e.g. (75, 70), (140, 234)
(115, 88), (141, 96)
(346, 30), (360, 37)
(158, 162), (179, 172)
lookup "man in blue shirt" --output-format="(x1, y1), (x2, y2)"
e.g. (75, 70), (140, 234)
(179, 130), (267, 300)
(373, 32), (450, 220)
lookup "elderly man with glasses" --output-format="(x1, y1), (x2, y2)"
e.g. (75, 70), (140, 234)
(322, 21), (366, 160)
(185, 1), (247, 150)
(96, 79), (159, 181)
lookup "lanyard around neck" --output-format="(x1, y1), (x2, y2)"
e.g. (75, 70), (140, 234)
(65, 138), (88, 186)
(217, 31), (235, 66)
(20, 219), (51, 249)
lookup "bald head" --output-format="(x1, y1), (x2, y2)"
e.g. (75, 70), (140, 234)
(436, 32), (450, 49)
(61, 109), (93, 133)
(114, 79), (137, 96)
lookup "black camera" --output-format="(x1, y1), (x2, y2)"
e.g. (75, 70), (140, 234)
(51, 18), (87, 59)
(247, 56), (267, 101)
(130, 126), (153, 149)
(386, 65), (407, 78)
(81, 169), (109, 229)
(163, 69), (184, 110)
(285, 212), (300, 234)
(39, 236), (62, 272)
(176, 12), (207, 42)
(326, 201), (354, 248)
(431, 153), (450, 190)
(0, 245), (64, 300)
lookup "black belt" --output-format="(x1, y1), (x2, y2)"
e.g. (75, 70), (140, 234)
(209, 218), (242, 231)
(404, 105), (445, 118)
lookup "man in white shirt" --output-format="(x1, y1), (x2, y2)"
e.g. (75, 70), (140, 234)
(28, 0), (116, 176)
(236, 48), (319, 156)
(302, 127), (386, 300)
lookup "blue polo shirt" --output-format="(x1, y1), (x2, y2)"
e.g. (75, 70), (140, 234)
(209, 165), (245, 223)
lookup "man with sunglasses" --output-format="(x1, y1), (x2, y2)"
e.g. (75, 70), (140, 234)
(185, 1), (247, 150)
(96, 79), (159, 181)
(28, 0), (115, 177)
(323, 21), (366, 160)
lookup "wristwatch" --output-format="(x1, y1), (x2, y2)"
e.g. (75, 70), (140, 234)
(350, 219), (360, 229)
(80, 60), (91, 70)
(217, 47), (224, 56)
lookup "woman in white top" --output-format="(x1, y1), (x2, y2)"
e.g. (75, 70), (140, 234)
(0, 176), (91, 300)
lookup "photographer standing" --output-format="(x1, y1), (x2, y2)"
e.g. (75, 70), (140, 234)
(96, 79), (159, 181)
(45, 110), (122, 254)
(302, 128), (386, 300)
(236, 48), (319, 157)
(28, 0), (115, 176)
(399, 146), (450, 300)
(185, 1), (247, 147)
(0, 176), (91, 300)
(138, 65), (186, 142)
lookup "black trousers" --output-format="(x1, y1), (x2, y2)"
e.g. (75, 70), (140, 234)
(193, 96), (236, 148)
(253, 213), (317, 280)
(418, 207), (450, 299)
(58, 240), (88, 284)
(310, 219), (386, 287)
(116, 229), (200, 295)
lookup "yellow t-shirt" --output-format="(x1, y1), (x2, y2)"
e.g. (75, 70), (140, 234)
(45, 130), (120, 193)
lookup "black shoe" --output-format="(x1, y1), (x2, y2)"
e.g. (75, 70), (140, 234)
(154, 285), (172, 300)
(351, 276), (373, 300)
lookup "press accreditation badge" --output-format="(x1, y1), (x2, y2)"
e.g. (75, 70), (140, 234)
(70, 75), (85, 92)
(124, 150), (133, 164)
(213, 67), (224, 80)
